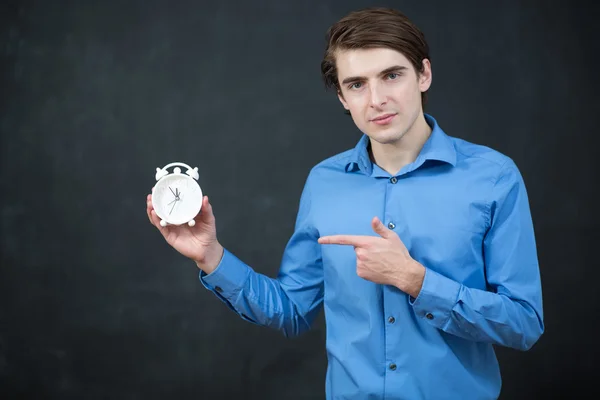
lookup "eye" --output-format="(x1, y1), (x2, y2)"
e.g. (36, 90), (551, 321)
(387, 73), (399, 80)
(349, 82), (362, 90)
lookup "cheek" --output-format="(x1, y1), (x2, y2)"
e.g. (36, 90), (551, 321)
(398, 82), (421, 105)
(383, 80), (413, 103)
(346, 96), (370, 121)
(346, 95), (365, 111)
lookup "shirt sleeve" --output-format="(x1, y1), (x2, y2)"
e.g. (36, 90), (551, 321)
(409, 159), (545, 351)
(199, 173), (324, 338)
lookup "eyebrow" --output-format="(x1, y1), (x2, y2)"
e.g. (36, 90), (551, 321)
(341, 65), (408, 85)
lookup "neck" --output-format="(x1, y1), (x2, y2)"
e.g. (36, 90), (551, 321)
(368, 113), (432, 176)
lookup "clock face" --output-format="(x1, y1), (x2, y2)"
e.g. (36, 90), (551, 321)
(152, 174), (203, 225)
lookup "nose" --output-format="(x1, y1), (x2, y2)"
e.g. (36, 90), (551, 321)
(369, 81), (387, 108)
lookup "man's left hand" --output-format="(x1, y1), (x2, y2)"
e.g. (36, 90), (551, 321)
(318, 217), (425, 298)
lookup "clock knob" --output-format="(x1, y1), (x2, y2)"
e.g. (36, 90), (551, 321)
(186, 167), (199, 180)
(155, 167), (168, 181)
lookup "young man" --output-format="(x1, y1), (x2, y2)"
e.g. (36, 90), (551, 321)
(147, 7), (544, 399)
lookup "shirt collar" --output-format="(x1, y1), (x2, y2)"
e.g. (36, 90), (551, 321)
(345, 113), (457, 175)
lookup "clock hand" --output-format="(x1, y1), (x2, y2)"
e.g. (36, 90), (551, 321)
(167, 198), (177, 206)
(169, 198), (178, 215)
(169, 187), (177, 197)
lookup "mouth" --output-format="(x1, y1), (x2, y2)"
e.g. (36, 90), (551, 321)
(370, 113), (397, 125)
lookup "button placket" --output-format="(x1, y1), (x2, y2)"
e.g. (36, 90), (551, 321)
(384, 173), (401, 380)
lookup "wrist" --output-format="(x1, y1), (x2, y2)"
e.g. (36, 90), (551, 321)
(195, 242), (224, 274)
(396, 260), (425, 298)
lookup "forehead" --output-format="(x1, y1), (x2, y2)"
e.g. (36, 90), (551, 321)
(335, 47), (413, 78)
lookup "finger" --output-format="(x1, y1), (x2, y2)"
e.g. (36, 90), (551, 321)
(199, 195), (216, 224)
(371, 216), (396, 240)
(147, 197), (153, 224)
(150, 209), (169, 234)
(318, 235), (370, 247)
(149, 204), (157, 220)
(146, 194), (158, 225)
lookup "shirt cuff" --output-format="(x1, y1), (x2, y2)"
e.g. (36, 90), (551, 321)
(408, 267), (461, 329)
(199, 248), (250, 304)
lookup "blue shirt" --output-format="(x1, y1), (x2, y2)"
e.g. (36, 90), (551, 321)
(200, 114), (544, 399)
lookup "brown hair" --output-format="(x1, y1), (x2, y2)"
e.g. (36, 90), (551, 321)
(320, 7), (431, 109)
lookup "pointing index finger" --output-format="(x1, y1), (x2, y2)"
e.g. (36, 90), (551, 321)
(318, 235), (370, 247)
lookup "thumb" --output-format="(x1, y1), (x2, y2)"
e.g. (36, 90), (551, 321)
(372, 216), (395, 240)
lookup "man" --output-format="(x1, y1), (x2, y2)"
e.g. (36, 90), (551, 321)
(147, 7), (544, 399)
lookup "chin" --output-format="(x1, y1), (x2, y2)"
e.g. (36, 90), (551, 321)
(367, 126), (408, 145)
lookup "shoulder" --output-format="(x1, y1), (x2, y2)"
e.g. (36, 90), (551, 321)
(314, 148), (355, 170)
(305, 148), (356, 182)
(452, 136), (510, 167)
(449, 136), (528, 206)
(451, 136), (521, 179)
(294, 148), (355, 217)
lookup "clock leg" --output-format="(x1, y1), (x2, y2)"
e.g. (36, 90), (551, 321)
(160, 219), (168, 227)
(188, 220), (196, 227)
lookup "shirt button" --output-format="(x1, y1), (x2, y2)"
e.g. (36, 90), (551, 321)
(390, 177), (398, 184)
(426, 313), (434, 320)
(388, 222), (396, 229)
(389, 363), (397, 371)
(388, 316), (395, 324)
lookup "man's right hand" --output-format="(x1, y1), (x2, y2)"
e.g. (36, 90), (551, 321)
(146, 192), (224, 274)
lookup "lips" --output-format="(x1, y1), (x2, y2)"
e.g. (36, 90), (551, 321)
(371, 113), (397, 125)
(372, 113), (396, 121)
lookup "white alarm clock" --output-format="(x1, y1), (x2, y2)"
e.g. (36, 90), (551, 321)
(152, 162), (203, 227)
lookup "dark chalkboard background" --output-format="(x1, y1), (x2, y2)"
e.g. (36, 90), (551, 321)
(1, 0), (598, 399)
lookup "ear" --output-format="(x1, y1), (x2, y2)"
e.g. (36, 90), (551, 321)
(337, 90), (350, 111)
(418, 58), (432, 92)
